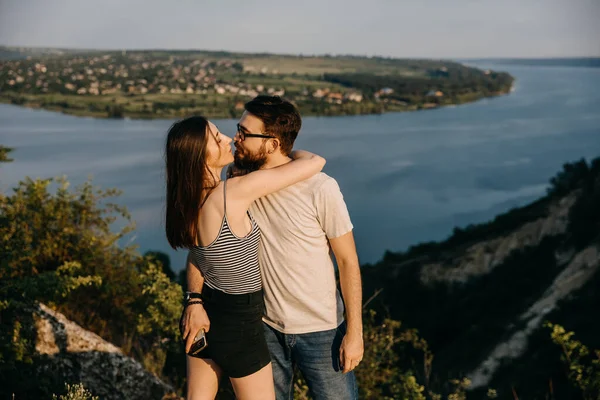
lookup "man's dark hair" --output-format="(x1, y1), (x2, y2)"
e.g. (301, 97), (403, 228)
(244, 95), (301, 156)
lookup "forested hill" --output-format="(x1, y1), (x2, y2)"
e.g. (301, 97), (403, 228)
(362, 156), (600, 399)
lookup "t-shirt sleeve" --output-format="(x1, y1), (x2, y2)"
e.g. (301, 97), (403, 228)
(315, 177), (354, 239)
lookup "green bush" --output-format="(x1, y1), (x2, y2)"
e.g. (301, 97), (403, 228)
(547, 323), (600, 400)
(0, 176), (184, 398)
(0, 145), (12, 162)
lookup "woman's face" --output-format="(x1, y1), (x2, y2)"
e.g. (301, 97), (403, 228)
(205, 121), (234, 168)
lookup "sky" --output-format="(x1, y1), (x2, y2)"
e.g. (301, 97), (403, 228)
(0, 0), (599, 58)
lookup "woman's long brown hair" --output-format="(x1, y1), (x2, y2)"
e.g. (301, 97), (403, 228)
(165, 116), (219, 249)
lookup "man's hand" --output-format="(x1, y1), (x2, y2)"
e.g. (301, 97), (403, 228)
(339, 330), (364, 373)
(180, 304), (211, 354)
(330, 231), (364, 373)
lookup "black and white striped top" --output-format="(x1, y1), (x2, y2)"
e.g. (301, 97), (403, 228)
(190, 180), (262, 294)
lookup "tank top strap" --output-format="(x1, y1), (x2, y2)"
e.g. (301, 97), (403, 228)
(247, 209), (257, 224)
(223, 178), (228, 217)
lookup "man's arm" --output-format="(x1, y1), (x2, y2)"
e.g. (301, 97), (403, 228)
(314, 176), (363, 372)
(181, 251), (210, 353)
(329, 231), (364, 373)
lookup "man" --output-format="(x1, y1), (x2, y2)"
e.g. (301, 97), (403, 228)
(184, 96), (363, 399)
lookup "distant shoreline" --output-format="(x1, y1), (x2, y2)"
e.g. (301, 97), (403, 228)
(462, 57), (600, 69)
(0, 89), (513, 121)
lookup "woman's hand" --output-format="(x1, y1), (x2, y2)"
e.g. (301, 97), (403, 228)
(180, 303), (211, 354)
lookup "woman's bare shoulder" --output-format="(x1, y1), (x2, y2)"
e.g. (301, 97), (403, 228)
(199, 181), (225, 210)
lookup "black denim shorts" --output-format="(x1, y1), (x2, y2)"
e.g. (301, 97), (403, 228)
(192, 284), (271, 378)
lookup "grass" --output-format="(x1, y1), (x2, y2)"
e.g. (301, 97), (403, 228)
(240, 55), (433, 76)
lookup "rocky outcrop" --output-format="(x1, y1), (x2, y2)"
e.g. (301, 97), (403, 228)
(466, 245), (600, 388)
(30, 303), (174, 400)
(420, 194), (577, 284)
(413, 190), (600, 389)
(362, 159), (600, 398)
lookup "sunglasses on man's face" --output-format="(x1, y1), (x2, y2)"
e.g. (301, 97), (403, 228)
(236, 124), (276, 141)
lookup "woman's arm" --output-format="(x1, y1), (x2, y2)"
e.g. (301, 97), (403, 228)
(232, 150), (325, 202)
(181, 252), (210, 353)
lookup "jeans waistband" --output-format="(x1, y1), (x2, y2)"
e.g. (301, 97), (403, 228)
(201, 284), (264, 307)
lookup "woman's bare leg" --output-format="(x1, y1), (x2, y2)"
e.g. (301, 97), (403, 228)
(229, 362), (275, 400)
(186, 355), (222, 400)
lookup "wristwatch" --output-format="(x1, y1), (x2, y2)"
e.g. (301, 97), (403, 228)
(184, 291), (203, 303)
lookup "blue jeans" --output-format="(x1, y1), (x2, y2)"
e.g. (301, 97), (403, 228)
(263, 321), (358, 400)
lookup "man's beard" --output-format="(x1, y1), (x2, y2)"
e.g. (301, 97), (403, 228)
(234, 143), (268, 172)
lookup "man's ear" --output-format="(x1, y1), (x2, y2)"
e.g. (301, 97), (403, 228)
(268, 139), (280, 154)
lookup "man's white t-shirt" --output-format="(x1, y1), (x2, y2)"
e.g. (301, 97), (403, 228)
(250, 172), (353, 334)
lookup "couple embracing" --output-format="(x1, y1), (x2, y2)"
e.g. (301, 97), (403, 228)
(165, 95), (363, 400)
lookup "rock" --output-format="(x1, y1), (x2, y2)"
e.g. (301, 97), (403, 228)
(25, 303), (175, 400)
(420, 194), (577, 284)
(467, 245), (600, 389)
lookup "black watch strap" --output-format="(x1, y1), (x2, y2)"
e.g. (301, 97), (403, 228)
(185, 291), (203, 302)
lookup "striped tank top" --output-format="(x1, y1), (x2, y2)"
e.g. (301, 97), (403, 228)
(190, 179), (262, 294)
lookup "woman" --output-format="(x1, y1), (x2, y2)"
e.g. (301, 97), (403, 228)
(165, 116), (325, 399)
